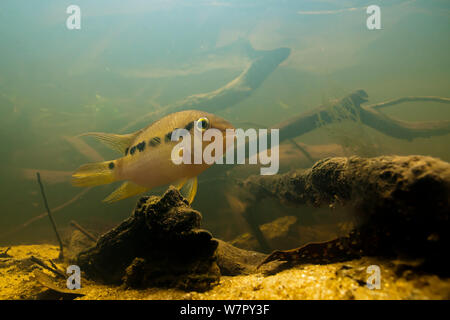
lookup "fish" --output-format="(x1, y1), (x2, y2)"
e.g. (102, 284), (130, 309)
(71, 110), (234, 204)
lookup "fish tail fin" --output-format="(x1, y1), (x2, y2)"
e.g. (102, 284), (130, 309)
(71, 161), (117, 187)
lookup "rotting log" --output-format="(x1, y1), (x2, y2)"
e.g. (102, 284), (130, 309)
(233, 155), (450, 275)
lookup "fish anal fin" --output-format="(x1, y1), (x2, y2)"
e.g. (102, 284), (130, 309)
(179, 176), (198, 204)
(103, 181), (148, 203)
(79, 130), (142, 155)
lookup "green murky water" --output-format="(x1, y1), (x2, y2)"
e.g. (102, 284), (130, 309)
(0, 0), (449, 246)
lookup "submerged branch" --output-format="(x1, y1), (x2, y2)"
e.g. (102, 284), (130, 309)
(69, 220), (97, 243)
(30, 256), (66, 279)
(366, 96), (450, 110)
(273, 90), (450, 142)
(119, 47), (291, 133)
(0, 247), (12, 258)
(0, 188), (91, 242)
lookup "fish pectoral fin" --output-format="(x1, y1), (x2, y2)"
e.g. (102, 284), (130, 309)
(178, 176), (198, 204)
(173, 177), (188, 190)
(78, 130), (142, 155)
(103, 181), (148, 203)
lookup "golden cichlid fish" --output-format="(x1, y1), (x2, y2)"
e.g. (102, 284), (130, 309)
(71, 110), (234, 203)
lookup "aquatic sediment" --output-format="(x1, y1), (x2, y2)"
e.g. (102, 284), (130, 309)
(77, 187), (220, 291)
(234, 155), (450, 275)
(3, 245), (449, 299)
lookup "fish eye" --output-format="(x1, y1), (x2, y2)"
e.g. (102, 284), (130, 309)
(195, 117), (210, 131)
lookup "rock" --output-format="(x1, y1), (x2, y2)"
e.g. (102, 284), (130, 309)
(77, 187), (220, 292)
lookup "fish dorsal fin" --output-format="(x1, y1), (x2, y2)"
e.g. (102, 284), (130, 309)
(103, 181), (148, 203)
(78, 130), (142, 154)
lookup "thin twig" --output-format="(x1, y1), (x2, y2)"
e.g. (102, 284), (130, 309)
(30, 256), (66, 279)
(288, 139), (315, 164)
(48, 259), (64, 273)
(70, 220), (97, 242)
(0, 247), (12, 258)
(36, 172), (64, 260)
(0, 188), (91, 241)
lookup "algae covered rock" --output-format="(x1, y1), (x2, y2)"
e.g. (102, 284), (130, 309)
(76, 187), (220, 291)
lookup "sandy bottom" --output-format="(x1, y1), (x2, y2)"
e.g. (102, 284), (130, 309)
(1, 244), (449, 300)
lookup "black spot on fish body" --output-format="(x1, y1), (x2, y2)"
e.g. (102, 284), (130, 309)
(150, 137), (161, 146)
(108, 162), (115, 169)
(125, 147), (129, 155)
(130, 146), (136, 155)
(165, 128), (187, 143)
(185, 121), (194, 131)
(137, 141), (146, 152)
